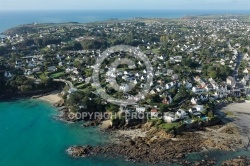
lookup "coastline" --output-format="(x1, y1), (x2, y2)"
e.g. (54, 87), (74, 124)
(67, 101), (250, 165)
(0, 89), (57, 102)
(197, 101), (250, 151)
(3, 90), (250, 164)
(34, 91), (64, 105)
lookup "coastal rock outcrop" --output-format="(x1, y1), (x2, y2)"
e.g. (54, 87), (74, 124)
(53, 99), (65, 107)
(66, 145), (93, 157)
(67, 132), (203, 164)
(221, 156), (250, 166)
(83, 119), (102, 127)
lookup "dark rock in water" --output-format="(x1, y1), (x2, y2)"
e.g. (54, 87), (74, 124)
(53, 100), (65, 107)
(66, 145), (93, 157)
(83, 119), (102, 127)
(58, 110), (77, 122)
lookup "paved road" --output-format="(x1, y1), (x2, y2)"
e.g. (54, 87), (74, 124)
(107, 99), (137, 106)
(233, 52), (243, 80)
(54, 79), (75, 89)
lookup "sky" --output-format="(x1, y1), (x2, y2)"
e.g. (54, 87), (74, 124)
(0, 0), (250, 10)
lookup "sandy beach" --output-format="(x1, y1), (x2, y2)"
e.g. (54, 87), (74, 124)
(198, 101), (250, 151)
(100, 120), (112, 129)
(36, 91), (63, 105)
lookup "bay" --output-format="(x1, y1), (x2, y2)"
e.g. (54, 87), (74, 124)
(0, 100), (134, 166)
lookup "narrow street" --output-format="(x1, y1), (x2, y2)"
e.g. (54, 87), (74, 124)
(54, 79), (75, 89)
(233, 52), (243, 80)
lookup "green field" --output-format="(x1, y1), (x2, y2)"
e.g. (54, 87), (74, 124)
(49, 72), (65, 78)
(151, 48), (160, 54)
(159, 122), (179, 131)
(76, 83), (86, 89)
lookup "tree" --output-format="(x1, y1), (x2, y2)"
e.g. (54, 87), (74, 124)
(160, 35), (169, 43)
(67, 90), (105, 113)
(40, 66), (46, 75)
(106, 104), (119, 113)
(0, 46), (7, 55)
(146, 94), (161, 104)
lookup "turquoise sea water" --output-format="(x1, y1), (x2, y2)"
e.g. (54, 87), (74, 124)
(0, 100), (135, 166)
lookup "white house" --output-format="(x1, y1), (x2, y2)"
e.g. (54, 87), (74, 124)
(192, 87), (205, 94)
(73, 69), (79, 75)
(165, 82), (175, 90)
(163, 112), (176, 123)
(191, 97), (198, 105)
(66, 67), (77, 73)
(150, 89), (157, 95)
(166, 69), (174, 76)
(155, 70), (161, 76)
(4, 71), (12, 78)
(47, 66), (57, 72)
(133, 79), (138, 84)
(24, 70), (33, 76)
(226, 76), (236, 87)
(189, 105), (205, 114)
(68, 88), (77, 94)
(136, 107), (146, 113)
(205, 84), (213, 92)
(33, 67), (40, 72)
(184, 80), (192, 89)
(174, 56), (182, 63)
(158, 55), (164, 60)
(119, 84), (130, 93)
(175, 109), (188, 119)
(78, 77), (84, 83)
(172, 74), (179, 80)
(243, 68), (249, 74)
(194, 105), (205, 112)
(209, 78), (219, 90)
(243, 53), (249, 60)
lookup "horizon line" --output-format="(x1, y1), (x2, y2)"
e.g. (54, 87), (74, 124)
(1, 9), (250, 11)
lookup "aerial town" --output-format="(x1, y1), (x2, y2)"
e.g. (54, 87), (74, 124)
(1, 15), (250, 164)
(0, 15), (250, 162)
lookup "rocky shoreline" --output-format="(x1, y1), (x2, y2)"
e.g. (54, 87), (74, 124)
(2, 93), (248, 165)
(65, 102), (250, 165)
(221, 156), (250, 166)
(66, 125), (250, 165)
(66, 127), (222, 165)
(7, 95), (244, 165)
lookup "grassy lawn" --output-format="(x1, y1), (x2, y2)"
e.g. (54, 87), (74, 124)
(151, 48), (159, 54)
(49, 72), (65, 78)
(76, 83), (86, 89)
(159, 122), (179, 131)
(37, 72), (50, 80)
(179, 27), (190, 32)
(41, 47), (49, 52)
(39, 74), (47, 80)
(39, 72), (50, 80)
(224, 110), (236, 118)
